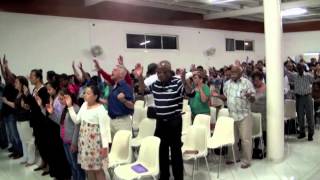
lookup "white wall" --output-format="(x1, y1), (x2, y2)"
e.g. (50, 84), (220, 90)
(0, 11), (319, 79)
(283, 31), (320, 61)
(0, 12), (265, 78)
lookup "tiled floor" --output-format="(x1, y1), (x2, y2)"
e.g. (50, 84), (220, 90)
(1, 131), (320, 180)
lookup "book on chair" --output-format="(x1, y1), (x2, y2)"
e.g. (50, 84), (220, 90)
(131, 164), (148, 173)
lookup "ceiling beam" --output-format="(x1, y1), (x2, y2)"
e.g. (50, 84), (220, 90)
(85, 0), (208, 14)
(204, 0), (320, 20)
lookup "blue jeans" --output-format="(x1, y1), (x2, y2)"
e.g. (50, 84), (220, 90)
(4, 114), (22, 155)
(63, 143), (86, 180)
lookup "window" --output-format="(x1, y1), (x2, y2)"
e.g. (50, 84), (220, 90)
(126, 34), (178, 50)
(126, 34), (145, 49)
(163, 36), (178, 49)
(226, 38), (254, 52)
(235, 40), (245, 51)
(226, 38), (235, 51)
(244, 41), (254, 51)
(146, 35), (162, 49)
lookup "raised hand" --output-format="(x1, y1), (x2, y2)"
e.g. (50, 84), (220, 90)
(78, 62), (83, 70)
(133, 63), (143, 78)
(23, 85), (29, 96)
(93, 59), (101, 71)
(46, 103), (54, 114)
(64, 95), (73, 107)
(118, 55), (124, 65)
(35, 95), (42, 107)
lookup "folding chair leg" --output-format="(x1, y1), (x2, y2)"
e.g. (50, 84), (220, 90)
(192, 159), (196, 180)
(204, 156), (211, 180)
(218, 146), (222, 179)
(231, 146), (236, 166)
(260, 137), (265, 158)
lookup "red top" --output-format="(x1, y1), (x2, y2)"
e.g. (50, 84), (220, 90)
(98, 69), (133, 87)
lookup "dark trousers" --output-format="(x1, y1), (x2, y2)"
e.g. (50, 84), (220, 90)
(3, 114), (22, 155)
(155, 116), (183, 180)
(63, 143), (86, 180)
(296, 94), (314, 135)
(0, 120), (8, 149)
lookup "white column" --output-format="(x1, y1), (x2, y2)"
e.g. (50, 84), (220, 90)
(264, 0), (284, 161)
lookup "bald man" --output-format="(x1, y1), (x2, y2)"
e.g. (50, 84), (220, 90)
(135, 60), (192, 180)
(108, 65), (134, 138)
(223, 66), (255, 169)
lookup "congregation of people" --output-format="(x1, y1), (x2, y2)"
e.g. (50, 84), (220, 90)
(0, 53), (320, 180)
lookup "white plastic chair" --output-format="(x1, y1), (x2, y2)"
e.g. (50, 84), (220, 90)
(210, 106), (217, 124)
(182, 125), (210, 180)
(218, 108), (229, 118)
(207, 116), (236, 179)
(284, 99), (297, 136)
(134, 100), (145, 109)
(182, 111), (192, 135)
(131, 118), (156, 147)
(109, 130), (132, 168)
(132, 106), (147, 131)
(183, 99), (190, 112)
(114, 136), (160, 180)
(251, 113), (265, 158)
(193, 114), (211, 142)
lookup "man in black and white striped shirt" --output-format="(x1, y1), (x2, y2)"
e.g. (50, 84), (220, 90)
(135, 61), (191, 180)
(292, 63), (314, 140)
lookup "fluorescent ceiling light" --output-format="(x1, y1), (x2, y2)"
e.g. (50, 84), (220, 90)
(303, 52), (319, 56)
(140, 40), (150, 46)
(208, 0), (236, 4)
(244, 42), (249, 46)
(281, 8), (307, 17)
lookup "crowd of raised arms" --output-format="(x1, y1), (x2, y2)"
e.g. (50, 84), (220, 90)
(0, 53), (319, 180)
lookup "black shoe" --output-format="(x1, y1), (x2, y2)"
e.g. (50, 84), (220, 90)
(34, 166), (45, 171)
(41, 171), (50, 176)
(297, 134), (306, 139)
(308, 135), (313, 141)
(8, 147), (14, 152)
(8, 153), (16, 158)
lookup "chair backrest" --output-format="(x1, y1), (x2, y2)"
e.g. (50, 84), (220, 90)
(193, 114), (211, 140)
(210, 107), (217, 124)
(211, 116), (235, 146)
(218, 108), (229, 118)
(135, 100), (145, 109)
(183, 99), (190, 112)
(183, 125), (207, 154)
(136, 118), (156, 139)
(252, 113), (262, 138)
(137, 136), (161, 173)
(182, 111), (192, 134)
(284, 99), (296, 119)
(109, 130), (132, 162)
(132, 106), (147, 130)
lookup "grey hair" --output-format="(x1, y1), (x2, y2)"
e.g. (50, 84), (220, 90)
(117, 65), (127, 78)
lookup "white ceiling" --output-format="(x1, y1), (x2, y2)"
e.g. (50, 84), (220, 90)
(86, 0), (320, 23)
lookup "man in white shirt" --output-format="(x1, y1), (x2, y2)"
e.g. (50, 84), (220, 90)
(223, 66), (255, 169)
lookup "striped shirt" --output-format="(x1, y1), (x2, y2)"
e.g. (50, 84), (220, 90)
(292, 72), (314, 95)
(223, 77), (255, 121)
(149, 77), (184, 120)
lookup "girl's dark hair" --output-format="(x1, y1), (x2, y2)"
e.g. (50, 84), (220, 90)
(46, 81), (60, 92)
(31, 69), (43, 83)
(86, 84), (100, 102)
(16, 76), (29, 93)
(59, 88), (77, 105)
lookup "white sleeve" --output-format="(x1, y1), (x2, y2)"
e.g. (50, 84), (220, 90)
(68, 103), (86, 125)
(98, 106), (111, 148)
(284, 76), (290, 94)
(144, 74), (158, 87)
